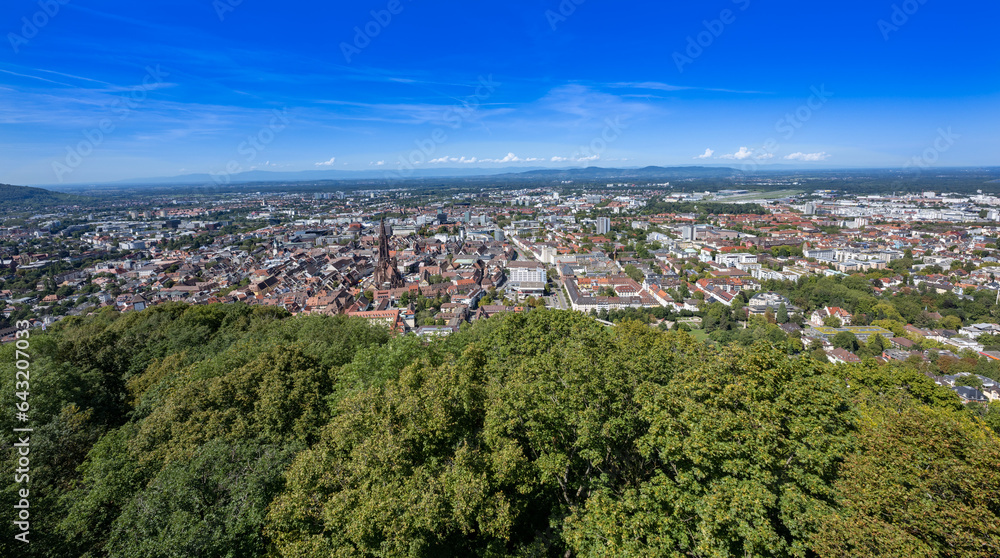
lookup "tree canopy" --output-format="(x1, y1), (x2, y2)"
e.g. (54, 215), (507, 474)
(1, 304), (998, 557)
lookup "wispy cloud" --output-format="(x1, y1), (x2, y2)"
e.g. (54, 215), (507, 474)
(314, 98), (513, 126)
(608, 81), (769, 95)
(428, 153), (548, 164)
(534, 84), (654, 126)
(551, 154), (600, 163)
(785, 151), (830, 161)
(315, 156), (337, 166)
(0, 68), (74, 87)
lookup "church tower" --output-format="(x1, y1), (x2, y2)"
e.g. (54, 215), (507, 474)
(374, 217), (405, 289)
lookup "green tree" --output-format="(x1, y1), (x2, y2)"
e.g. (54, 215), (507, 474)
(623, 264), (644, 283)
(955, 374), (984, 390)
(105, 440), (301, 558)
(832, 331), (860, 352)
(866, 333), (888, 355)
(776, 302), (789, 324)
(565, 344), (854, 557)
(872, 302), (903, 322)
(5, 301), (1000, 557)
(810, 399), (1000, 557)
(941, 315), (963, 330)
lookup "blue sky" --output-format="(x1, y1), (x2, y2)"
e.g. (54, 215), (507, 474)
(2, 0), (998, 185)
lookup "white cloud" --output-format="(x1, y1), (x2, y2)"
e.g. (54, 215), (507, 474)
(784, 151), (830, 162)
(427, 153), (546, 164)
(717, 147), (775, 161)
(314, 156), (336, 166)
(550, 154), (600, 163)
(694, 148), (714, 159)
(609, 81), (768, 94)
(496, 152), (521, 163)
(718, 147), (755, 160)
(369, 160), (385, 166)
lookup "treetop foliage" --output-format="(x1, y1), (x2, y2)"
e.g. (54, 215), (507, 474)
(1, 304), (997, 557)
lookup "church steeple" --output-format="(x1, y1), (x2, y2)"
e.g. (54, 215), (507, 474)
(374, 216), (405, 289)
(378, 216), (391, 264)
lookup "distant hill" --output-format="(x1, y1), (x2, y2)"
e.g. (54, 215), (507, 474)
(502, 165), (744, 180)
(42, 165), (745, 188)
(92, 166), (552, 186)
(0, 183), (88, 207)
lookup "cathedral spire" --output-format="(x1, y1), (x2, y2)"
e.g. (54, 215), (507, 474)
(374, 215), (404, 289)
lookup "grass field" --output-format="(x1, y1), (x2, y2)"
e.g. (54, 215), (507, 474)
(716, 189), (805, 203)
(687, 328), (713, 344)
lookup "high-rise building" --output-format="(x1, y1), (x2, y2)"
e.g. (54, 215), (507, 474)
(596, 217), (611, 235)
(680, 225), (696, 241)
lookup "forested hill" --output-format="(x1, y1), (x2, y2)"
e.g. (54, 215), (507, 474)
(1, 303), (998, 557)
(0, 184), (89, 209)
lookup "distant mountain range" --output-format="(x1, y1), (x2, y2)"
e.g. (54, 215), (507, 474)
(99, 166), (552, 186)
(48, 165), (747, 188)
(29, 165), (1000, 190)
(492, 165), (744, 180)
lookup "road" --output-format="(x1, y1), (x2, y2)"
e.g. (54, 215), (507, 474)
(548, 285), (569, 310)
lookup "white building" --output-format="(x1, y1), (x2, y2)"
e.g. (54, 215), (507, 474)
(596, 217), (611, 236)
(715, 253), (757, 268)
(508, 261), (547, 295)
